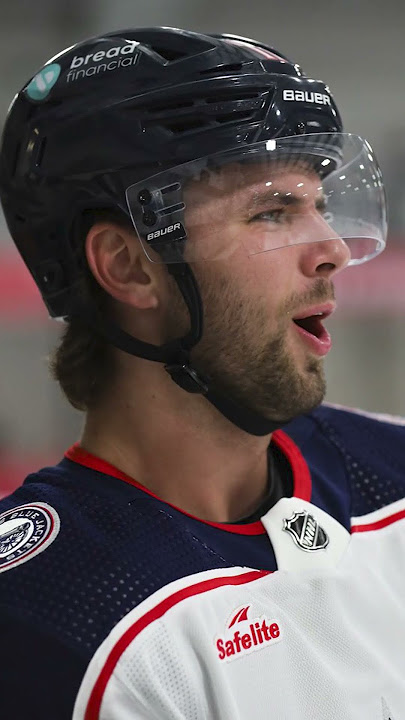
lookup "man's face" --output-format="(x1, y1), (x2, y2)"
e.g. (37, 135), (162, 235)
(166, 160), (351, 423)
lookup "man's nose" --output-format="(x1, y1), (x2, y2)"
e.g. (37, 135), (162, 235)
(297, 214), (351, 278)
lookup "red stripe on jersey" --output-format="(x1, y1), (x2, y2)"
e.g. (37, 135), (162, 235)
(351, 508), (405, 533)
(272, 430), (312, 502)
(84, 569), (270, 720)
(65, 444), (264, 534)
(65, 429), (311, 534)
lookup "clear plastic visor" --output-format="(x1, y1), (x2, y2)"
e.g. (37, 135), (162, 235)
(126, 133), (387, 265)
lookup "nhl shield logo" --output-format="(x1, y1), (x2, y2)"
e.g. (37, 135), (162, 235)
(283, 509), (329, 552)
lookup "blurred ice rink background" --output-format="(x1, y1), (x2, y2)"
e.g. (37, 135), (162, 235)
(0, 0), (404, 494)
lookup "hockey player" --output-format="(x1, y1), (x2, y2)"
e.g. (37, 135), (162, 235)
(0, 27), (403, 720)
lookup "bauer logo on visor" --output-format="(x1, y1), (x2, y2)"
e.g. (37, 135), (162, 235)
(146, 223), (182, 242)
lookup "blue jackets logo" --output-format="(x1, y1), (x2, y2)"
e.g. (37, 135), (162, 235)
(25, 63), (61, 101)
(0, 503), (60, 572)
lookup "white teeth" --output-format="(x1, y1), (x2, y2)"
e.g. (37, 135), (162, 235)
(294, 311), (326, 320)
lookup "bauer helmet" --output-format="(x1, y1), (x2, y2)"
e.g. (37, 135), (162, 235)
(0, 27), (387, 434)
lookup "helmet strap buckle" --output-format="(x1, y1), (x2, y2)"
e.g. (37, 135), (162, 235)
(165, 363), (209, 394)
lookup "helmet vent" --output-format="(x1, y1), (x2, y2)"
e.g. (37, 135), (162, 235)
(162, 117), (211, 134)
(144, 90), (262, 117)
(142, 89), (266, 135)
(205, 90), (265, 103)
(216, 110), (254, 124)
(200, 63), (244, 75)
(158, 106), (257, 134)
(146, 99), (195, 114)
(35, 138), (47, 168)
(146, 44), (197, 62)
(10, 141), (22, 179)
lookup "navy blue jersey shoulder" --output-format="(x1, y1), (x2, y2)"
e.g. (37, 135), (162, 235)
(0, 461), (230, 650)
(285, 404), (405, 517)
(0, 462), (231, 719)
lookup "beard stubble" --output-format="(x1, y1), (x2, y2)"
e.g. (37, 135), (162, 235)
(166, 266), (332, 424)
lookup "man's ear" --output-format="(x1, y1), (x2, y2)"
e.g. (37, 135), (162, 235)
(85, 222), (160, 310)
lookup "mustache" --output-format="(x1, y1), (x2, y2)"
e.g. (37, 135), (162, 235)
(282, 278), (335, 317)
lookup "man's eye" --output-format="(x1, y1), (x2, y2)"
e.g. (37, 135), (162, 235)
(250, 209), (286, 224)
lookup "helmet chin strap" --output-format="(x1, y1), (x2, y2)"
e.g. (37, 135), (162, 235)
(88, 261), (284, 436)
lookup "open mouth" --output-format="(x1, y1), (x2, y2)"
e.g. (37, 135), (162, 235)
(291, 304), (335, 356)
(292, 313), (327, 339)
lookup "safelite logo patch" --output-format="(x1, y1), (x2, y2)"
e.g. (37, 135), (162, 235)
(25, 63), (61, 101)
(0, 502), (60, 572)
(215, 605), (281, 662)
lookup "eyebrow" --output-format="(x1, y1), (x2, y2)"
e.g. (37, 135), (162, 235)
(247, 189), (327, 211)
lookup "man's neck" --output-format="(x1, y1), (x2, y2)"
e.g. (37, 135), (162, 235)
(80, 366), (272, 523)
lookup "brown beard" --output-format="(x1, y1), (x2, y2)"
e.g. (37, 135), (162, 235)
(165, 267), (333, 424)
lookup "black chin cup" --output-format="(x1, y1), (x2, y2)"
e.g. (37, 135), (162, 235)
(165, 363), (209, 394)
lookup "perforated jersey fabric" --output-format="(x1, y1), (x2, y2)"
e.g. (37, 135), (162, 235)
(306, 405), (405, 514)
(0, 404), (404, 719)
(82, 546), (405, 720)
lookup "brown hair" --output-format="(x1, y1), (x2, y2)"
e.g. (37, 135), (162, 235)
(49, 209), (134, 411)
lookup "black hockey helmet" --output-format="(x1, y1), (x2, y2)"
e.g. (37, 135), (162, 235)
(0, 27), (387, 434)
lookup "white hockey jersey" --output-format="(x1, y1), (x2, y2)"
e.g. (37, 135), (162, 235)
(1, 404), (404, 719)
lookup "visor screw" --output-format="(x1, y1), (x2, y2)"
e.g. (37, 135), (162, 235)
(138, 189), (152, 205)
(142, 211), (157, 227)
(295, 122), (306, 135)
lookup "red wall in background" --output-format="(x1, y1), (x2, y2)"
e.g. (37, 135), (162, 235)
(0, 243), (404, 322)
(0, 455), (54, 499)
(0, 248), (47, 321)
(0, 241), (404, 498)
